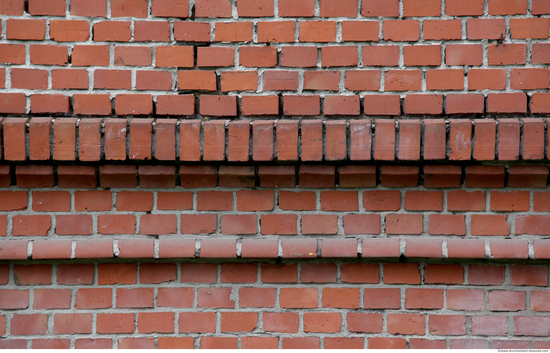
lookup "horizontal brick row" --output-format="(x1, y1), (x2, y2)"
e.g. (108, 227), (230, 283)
(1, 164), (549, 188)
(1, 261), (550, 349)
(1, 237), (550, 260)
(5, 189), (550, 212)
(2, 0), (549, 18)
(3, 20), (548, 42)
(2, 92), (550, 116)
(3, 262), (548, 287)
(1, 118), (550, 162)
(2, 336), (550, 349)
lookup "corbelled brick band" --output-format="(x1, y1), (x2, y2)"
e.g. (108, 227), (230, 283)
(1, 0), (550, 349)
(0, 117), (550, 162)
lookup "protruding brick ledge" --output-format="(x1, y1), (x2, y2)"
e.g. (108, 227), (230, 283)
(1, 117), (549, 162)
(1, 164), (549, 188)
(1, 238), (548, 261)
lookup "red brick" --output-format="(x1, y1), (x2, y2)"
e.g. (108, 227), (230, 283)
(490, 190), (529, 211)
(11, 314), (48, 335)
(406, 239), (443, 258)
(139, 165), (176, 188)
(157, 288), (193, 308)
(32, 240), (71, 260)
(214, 22), (253, 41)
(0, 44), (25, 65)
(279, 0), (314, 16)
(261, 214), (297, 235)
(134, 21), (170, 42)
(369, 338), (407, 349)
(34, 289), (71, 309)
(493, 340), (531, 349)
(424, 264), (464, 284)
(257, 21), (295, 43)
(0, 289), (28, 309)
(465, 165), (505, 188)
(304, 313), (341, 333)
(509, 165), (548, 188)
(135, 70), (172, 90)
(75, 288), (112, 309)
(469, 68), (506, 90)
(178, 312), (216, 333)
(471, 215), (509, 235)
(382, 166), (420, 187)
(181, 263), (217, 283)
(198, 287), (234, 308)
(488, 93), (527, 114)
(383, 263), (420, 284)
(240, 288), (276, 308)
(138, 312), (175, 334)
(388, 313), (425, 335)
(140, 214), (177, 235)
(511, 18), (549, 39)
(241, 239), (278, 258)
(200, 95), (236, 117)
(534, 192), (550, 211)
(111, 0), (148, 17)
(469, 265), (504, 285)
(152, 0), (189, 17)
(118, 338), (154, 349)
(116, 288), (154, 308)
(74, 239), (113, 259)
(473, 120), (496, 160)
(97, 313), (134, 334)
(93, 21), (131, 41)
(322, 288), (360, 309)
(383, 20), (420, 41)
(0, 0), (25, 15)
(386, 214), (423, 234)
(140, 339), (188, 350)
(429, 315), (466, 336)
(521, 118), (545, 159)
(261, 264), (298, 283)
(343, 214), (380, 235)
(424, 19), (462, 39)
(321, 238), (358, 257)
(447, 191), (485, 212)
(221, 312), (258, 332)
(347, 313), (383, 333)
(363, 46), (399, 66)
(342, 21), (379, 41)
(98, 215), (135, 235)
(429, 214), (465, 235)
(280, 288), (318, 308)
(488, 43), (527, 65)
(239, 96), (276, 118)
(200, 239), (237, 258)
(200, 337), (238, 349)
(446, 44), (483, 65)
(54, 314), (92, 334)
(98, 263), (137, 285)
(385, 70), (422, 91)
(299, 20), (336, 42)
(510, 265), (548, 286)
(70, 0), (107, 16)
(301, 263), (337, 283)
(139, 262), (177, 283)
(489, 290), (526, 311)
(174, 21), (210, 41)
(7, 19), (46, 40)
(117, 239), (155, 258)
(156, 46), (193, 67)
(159, 239), (195, 259)
(302, 214), (338, 235)
(406, 288), (444, 309)
(531, 290), (550, 311)
(12, 215), (51, 236)
(57, 264), (94, 284)
(11, 68), (47, 90)
(220, 263), (257, 283)
(447, 289), (484, 311)
(263, 313), (298, 333)
(32, 339), (70, 349)
(515, 316), (550, 336)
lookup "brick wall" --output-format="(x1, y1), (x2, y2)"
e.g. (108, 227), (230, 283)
(1, 261), (550, 349)
(0, 0), (549, 116)
(1, 0), (550, 349)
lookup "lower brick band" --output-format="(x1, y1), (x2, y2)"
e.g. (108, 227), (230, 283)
(1, 260), (549, 349)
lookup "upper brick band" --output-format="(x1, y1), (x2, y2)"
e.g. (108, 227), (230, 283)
(0, 117), (548, 162)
